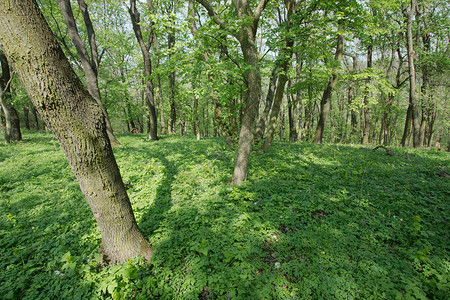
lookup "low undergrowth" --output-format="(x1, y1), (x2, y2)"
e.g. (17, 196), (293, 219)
(1, 132), (449, 299)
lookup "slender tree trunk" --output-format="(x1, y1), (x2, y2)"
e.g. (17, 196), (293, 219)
(31, 106), (40, 130)
(261, 0), (296, 152)
(296, 56), (303, 140)
(24, 106), (30, 130)
(362, 44), (372, 145)
(402, 0), (421, 148)
(288, 92), (297, 141)
(401, 105), (412, 147)
(0, 0), (152, 263)
(128, 0), (158, 140)
(56, 0), (120, 146)
(254, 61), (280, 141)
(168, 30), (176, 135)
(0, 53), (22, 143)
(313, 27), (345, 144)
(196, 0), (269, 184)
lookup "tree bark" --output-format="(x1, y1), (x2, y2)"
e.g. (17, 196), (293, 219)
(24, 106), (30, 130)
(254, 61), (280, 142)
(362, 44), (372, 145)
(0, 52), (22, 143)
(0, 0), (152, 263)
(313, 27), (345, 144)
(128, 0), (159, 140)
(401, 0), (421, 148)
(55, 0), (120, 146)
(31, 106), (40, 130)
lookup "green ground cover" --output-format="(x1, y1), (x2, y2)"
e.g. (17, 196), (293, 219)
(0, 132), (449, 299)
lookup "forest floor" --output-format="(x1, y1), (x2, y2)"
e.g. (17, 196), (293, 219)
(0, 131), (449, 299)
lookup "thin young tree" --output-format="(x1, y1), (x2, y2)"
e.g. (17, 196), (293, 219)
(0, 0), (152, 263)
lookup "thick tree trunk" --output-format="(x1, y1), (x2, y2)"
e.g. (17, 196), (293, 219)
(313, 28), (345, 144)
(232, 40), (261, 184)
(0, 0), (152, 263)
(55, 0), (120, 146)
(128, 0), (159, 140)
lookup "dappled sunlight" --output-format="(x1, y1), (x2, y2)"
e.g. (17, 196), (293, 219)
(1, 134), (448, 298)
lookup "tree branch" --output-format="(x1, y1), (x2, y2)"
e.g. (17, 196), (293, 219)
(195, 0), (228, 31)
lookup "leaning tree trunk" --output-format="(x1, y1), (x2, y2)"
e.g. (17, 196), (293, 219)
(0, 0), (152, 264)
(313, 27), (345, 144)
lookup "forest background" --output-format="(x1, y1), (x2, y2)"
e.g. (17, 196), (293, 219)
(1, 0), (449, 151)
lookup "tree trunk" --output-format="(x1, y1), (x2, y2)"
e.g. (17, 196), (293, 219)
(296, 56), (303, 140)
(362, 44), (373, 145)
(128, 0), (159, 140)
(261, 0), (296, 152)
(288, 92), (297, 141)
(0, 52), (22, 143)
(31, 106), (40, 130)
(55, 0), (120, 146)
(313, 27), (345, 144)
(0, 0), (152, 263)
(401, 104), (412, 147)
(254, 61), (280, 141)
(196, 0), (269, 184)
(168, 30), (176, 135)
(402, 0), (421, 148)
(24, 106), (30, 130)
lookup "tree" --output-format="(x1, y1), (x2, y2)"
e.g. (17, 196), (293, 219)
(0, 52), (22, 143)
(128, 0), (159, 140)
(55, 0), (121, 146)
(400, 0), (421, 148)
(313, 24), (345, 144)
(196, 0), (269, 185)
(0, 0), (152, 263)
(262, 0), (297, 152)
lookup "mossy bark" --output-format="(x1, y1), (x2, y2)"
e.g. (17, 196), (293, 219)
(0, 0), (152, 264)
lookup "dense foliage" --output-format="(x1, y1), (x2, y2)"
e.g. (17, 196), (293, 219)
(1, 132), (448, 299)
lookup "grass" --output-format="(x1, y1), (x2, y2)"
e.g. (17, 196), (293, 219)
(0, 131), (449, 299)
